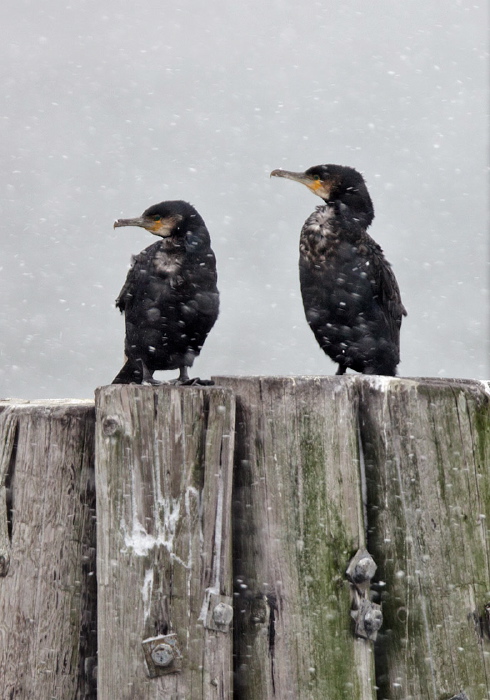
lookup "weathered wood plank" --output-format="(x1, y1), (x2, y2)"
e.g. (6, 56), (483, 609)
(358, 377), (490, 699)
(2, 376), (488, 698)
(0, 399), (97, 699)
(95, 385), (235, 700)
(214, 376), (377, 700)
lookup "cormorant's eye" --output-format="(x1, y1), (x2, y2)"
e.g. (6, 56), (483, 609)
(313, 175), (321, 181)
(152, 215), (162, 221)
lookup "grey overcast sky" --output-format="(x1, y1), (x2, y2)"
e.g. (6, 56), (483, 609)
(1, 0), (488, 398)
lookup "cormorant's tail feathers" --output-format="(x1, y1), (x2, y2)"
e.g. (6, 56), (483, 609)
(112, 360), (142, 384)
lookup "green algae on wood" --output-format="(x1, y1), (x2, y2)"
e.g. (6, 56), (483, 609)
(358, 377), (490, 700)
(215, 376), (377, 700)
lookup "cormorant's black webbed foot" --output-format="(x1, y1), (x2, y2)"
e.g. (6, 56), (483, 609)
(181, 377), (215, 386)
(137, 358), (162, 385)
(168, 377), (213, 386)
(168, 367), (215, 386)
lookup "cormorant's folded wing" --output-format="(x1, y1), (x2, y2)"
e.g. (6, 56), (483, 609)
(115, 250), (150, 313)
(369, 242), (407, 336)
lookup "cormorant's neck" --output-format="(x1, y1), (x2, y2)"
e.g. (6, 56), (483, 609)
(324, 198), (374, 229)
(158, 235), (186, 252)
(159, 215), (199, 244)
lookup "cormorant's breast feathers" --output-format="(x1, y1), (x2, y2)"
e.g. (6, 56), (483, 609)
(115, 230), (217, 314)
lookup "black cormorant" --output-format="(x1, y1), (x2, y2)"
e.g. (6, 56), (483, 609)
(271, 164), (406, 376)
(112, 200), (219, 385)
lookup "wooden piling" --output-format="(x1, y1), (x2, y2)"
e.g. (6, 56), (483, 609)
(358, 377), (490, 699)
(95, 385), (235, 700)
(215, 376), (377, 700)
(0, 377), (489, 699)
(0, 399), (96, 699)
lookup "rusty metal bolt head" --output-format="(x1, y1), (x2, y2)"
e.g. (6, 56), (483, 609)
(363, 606), (383, 634)
(346, 548), (378, 588)
(352, 556), (377, 584)
(151, 643), (175, 667)
(212, 602), (233, 627)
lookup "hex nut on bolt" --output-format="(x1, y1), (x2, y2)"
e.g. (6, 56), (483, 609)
(212, 602), (233, 627)
(363, 605), (383, 635)
(142, 633), (182, 677)
(352, 598), (383, 641)
(346, 548), (377, 586)
(151, 643), (175, 667)
(353, 556), (377, 584)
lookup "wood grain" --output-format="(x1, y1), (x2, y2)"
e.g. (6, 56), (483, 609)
(1, 377), (489, 699)
(214, 376), (376, 700)
(358, 377), (490, 699)
(95, 384), (235, 700)
(0, 399), (97, 699)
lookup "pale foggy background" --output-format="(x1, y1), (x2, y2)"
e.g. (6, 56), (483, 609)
(1, 1), (488, 399)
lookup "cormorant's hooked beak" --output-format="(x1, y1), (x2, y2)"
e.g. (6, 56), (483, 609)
(270, 169), (313, 185)
(114, 214), (183, 238)
(114, 217), (147, 229)
(270, 169), (332, 200)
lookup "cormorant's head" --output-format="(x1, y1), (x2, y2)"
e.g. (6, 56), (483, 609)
(114, 200), (202, 237)
(271, 164), (374, 227)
